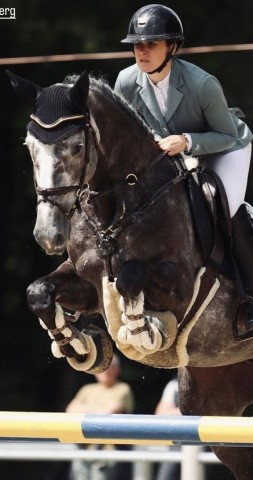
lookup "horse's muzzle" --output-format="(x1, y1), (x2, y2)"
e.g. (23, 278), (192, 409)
(33, 203), (69, 255)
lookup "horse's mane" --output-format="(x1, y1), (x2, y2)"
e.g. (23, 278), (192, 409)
(63, 73), (154, 137)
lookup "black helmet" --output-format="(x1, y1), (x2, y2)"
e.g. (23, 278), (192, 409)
(121, 4), (184, 49)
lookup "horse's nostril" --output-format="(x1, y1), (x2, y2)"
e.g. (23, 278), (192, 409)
(55, 233), (65, 248)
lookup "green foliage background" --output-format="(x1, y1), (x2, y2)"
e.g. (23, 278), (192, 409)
(0, 1), (252, 478)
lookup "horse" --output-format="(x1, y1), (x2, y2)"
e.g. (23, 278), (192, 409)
(8, 69), (253, 479)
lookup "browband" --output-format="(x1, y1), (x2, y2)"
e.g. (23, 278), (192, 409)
(30, 113), (85, 129)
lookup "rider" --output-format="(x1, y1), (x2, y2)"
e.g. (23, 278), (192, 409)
(115, 4), (253, 332)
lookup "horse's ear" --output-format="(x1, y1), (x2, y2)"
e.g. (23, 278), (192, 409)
(6, 70), (42, 106)
(68, 71), (89, 112)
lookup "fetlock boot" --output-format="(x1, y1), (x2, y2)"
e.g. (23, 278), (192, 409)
(232, 203), (253, 333)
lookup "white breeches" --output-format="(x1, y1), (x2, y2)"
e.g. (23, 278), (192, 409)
(201, 143), (252, 218)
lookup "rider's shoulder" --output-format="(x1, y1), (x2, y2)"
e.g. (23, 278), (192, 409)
(173, 58), (220, 91)
(174, 58), (213, 80)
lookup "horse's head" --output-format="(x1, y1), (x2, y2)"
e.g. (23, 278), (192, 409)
(7, 71), (99, 255)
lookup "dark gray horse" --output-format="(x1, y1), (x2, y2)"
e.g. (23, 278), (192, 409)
(8, 70), (253, 479)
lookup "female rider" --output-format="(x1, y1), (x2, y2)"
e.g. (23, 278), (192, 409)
(115, 4), (253, 332)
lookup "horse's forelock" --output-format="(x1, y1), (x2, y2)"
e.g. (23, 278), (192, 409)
(62, 74), (80, 87)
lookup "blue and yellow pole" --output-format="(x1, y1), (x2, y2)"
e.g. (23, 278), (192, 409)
(0, 412), (253, 446)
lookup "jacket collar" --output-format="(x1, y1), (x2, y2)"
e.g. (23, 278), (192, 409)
(136, 59), (184, 124)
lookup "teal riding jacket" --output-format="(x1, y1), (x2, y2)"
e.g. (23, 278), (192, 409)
(114, 58), (252, 157)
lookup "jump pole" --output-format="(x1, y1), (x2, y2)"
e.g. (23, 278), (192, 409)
(0, 412), (253, 446)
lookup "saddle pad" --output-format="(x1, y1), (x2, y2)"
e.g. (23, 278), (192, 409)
(102, 269), (220, 368)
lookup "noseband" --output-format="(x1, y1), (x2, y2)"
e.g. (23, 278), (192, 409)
(34, 114), (99, 218)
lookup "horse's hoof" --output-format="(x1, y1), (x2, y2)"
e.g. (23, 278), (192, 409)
(145, 313), (177, 350)
(67, 323), (114, 374)
(63, 309), (81, 323)
(117, 324), (162, 353)
(51, 341), (65, 358)
(82, 323), (114, 374)
(67, 334), (97, 371)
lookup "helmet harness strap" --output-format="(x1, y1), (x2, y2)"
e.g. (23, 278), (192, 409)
(146, 44), (175, 75)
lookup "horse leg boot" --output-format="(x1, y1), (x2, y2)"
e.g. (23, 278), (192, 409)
(232, 203), (253, 332)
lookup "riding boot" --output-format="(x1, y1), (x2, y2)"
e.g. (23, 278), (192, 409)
(232, 203), (253, 333)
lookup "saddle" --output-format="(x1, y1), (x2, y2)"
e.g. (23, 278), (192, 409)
(178, 162), (233, 335)
(187, 164), (232, 270)
(185, 160), (253, 340)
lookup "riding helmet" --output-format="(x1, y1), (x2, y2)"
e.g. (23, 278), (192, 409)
(121, 4), (184, 50)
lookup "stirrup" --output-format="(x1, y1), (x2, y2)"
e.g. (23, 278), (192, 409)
(233, 296), (253, 341)
(244, 301), (253, 333)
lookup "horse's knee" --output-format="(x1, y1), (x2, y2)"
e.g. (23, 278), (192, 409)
(116, 260), (147, 297)
(27, 278), (56, 317)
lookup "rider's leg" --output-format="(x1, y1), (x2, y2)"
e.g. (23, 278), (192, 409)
(205, 143), (251, 218)
(202, 143), (253, 332)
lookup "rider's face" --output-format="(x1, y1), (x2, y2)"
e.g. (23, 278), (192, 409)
(133, 40), (172, 73)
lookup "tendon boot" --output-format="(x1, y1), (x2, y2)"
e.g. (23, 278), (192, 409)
(232, 203), (253, 333)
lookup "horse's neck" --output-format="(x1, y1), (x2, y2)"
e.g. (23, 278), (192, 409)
(87, 88), (200, 269)
(88, 89), (159, 184)
(87, 89), (165, 226)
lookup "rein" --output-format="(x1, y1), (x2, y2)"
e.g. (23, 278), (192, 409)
(81, 155), (197, 280)
(88, 150), (168, 201)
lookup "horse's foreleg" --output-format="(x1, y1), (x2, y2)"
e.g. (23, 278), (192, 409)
(27, 260), (113, 373)
(115, 260), (164, 353)
(179, 364), (253, 480)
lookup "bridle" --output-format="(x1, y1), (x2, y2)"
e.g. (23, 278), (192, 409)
(31, 106), (197, 279)
(33, 112), (99, 219)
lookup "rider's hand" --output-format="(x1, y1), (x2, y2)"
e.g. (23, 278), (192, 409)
(157, 135), (187, 156)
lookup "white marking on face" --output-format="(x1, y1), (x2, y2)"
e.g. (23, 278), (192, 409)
(39, 201), (54, 226)
(26, 131), (55, 188)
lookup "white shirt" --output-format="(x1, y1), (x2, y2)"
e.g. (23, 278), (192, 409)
(148, 73), (192, 152)
(147, 73), (170, 117)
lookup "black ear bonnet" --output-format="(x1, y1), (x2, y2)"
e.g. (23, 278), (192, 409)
(28, 84), (85, 144)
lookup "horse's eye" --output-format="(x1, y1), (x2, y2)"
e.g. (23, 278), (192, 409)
(54, 145), (64, 157)
(72, 144), (84, 156)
